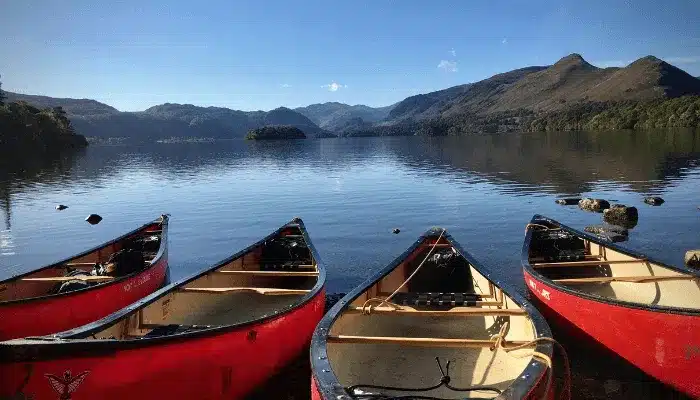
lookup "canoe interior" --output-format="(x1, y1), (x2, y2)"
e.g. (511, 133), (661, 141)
(0, 220), (164, 303)
(89, 226), (318, 340)
(326, 234), (539, 399)
(527, 222), (700, 310)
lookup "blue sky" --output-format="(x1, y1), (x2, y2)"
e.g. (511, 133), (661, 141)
(1, 0), (699, 111)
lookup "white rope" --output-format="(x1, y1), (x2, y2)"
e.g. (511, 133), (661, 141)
(379, 229), (446, 308)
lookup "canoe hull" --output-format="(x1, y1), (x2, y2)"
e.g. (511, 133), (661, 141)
(0, 255), (168, 341)
(524, 269), (700, 398)
(0, 288), (325, 400)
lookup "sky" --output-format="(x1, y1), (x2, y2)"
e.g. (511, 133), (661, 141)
(1, 0), (700, 112)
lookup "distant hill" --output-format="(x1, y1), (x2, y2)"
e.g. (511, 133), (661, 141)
(3, 94), (331, 141)
(4, 92), (118, 116)
(295, 102), (395, 133)
(371, 53), (700, 135)
(6, 53), (700, 140)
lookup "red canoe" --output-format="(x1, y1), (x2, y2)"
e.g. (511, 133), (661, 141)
(0, 215), (169, 341)
(523, 215), (700, 398)
(0, 217), (325, 400)
(312, 228), (559, 400)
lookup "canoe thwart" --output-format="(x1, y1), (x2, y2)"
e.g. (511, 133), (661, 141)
(327, 334), (533, 348)
(178, 287), (311, 296)
(554, 275), (698, 285)
(531, 258), (647, 268)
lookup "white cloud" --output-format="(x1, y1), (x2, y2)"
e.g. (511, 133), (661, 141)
(280, 83), (292, 88)
(322, 82), (347, 92)
(450, 48), (456, 57)
(502, 38), (508, 44)
(437, 60), (458, 72)
(596, 60), (630, 68)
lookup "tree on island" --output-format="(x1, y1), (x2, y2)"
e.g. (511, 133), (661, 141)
(245, 125), (307, 140)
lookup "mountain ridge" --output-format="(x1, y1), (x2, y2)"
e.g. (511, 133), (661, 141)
(5, 53), (700, 140)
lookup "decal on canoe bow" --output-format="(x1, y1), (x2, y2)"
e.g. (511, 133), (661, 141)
(122, 273), (151, 293)
(44, 370), (90, 400)
(540, 289), (551, 300)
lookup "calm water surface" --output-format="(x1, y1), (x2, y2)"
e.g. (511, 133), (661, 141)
(1, 130), (699, 295)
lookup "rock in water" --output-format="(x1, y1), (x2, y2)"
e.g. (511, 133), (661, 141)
(578, 198), (611, 212)
(603, 205), (638, 228)
(392, 228), (400, 234)
(584, 225), (629, 236)
(644, 197), (665, 206)
(585, 225), (629, 243)
(555, 198), (581, 205)
(686, 250), (700, 268)
(55, 204), (68, 211)
(85, 214), (103, 225)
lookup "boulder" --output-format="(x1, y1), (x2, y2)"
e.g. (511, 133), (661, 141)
(555, 198), (581, 205)
(603, 205), (638, 228)
(578, 198), (610, 212)
(643, 197), (665, 206)
(686, 250), (700, 268)
(85, 214), (103, 225)
(584, 225), (629, 243)
(584, 225), (629, 237)
(55, 204), (68, 211)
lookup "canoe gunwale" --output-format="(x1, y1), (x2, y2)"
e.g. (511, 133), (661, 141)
(0, 215), (170, 307)
(310, 227), (553, 400)
(521, 214), (700, 316)
(0, 217), (327, 362)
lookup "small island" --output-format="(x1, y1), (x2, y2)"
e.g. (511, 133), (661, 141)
(245, 125), (307, 140)
(0, 77), (88, 153)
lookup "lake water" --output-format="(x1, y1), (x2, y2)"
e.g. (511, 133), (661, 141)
(1, 129), (699, 296)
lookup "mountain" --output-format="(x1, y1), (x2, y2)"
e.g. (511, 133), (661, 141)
(374, 53), (700, 134)
(390, 66), (546, 122)
(5, 53), (700, 141)
(439, 54), (700, 117)
(294, 102), (395, 133)
(4, 94), (331, 141)
(4, 92), (118, 116)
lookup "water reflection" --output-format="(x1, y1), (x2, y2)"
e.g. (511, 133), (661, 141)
(1, 129), (699, 291)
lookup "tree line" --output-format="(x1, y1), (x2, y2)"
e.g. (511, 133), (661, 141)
(0, 76), (88, 153)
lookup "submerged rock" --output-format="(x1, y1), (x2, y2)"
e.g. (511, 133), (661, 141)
(85, 214), (103, 225)
(603, 205), (638, 227)
(584, 224), (629, 237)
(686, 250), (700, 268)
(578, 198), (610, 212)
(644, 197), (665, 206)
(555, 198), (581, 205)
(585, 224), (629, 243)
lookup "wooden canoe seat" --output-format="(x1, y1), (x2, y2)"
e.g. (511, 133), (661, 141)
(327, 335), (532, 348)
(347, 306), (526, 317)
(554, 275), (698, 285)
(215, 270), (318, 277)
(532, 259), (647, 268)
(178, 287), (311, 296)
(21, 276), (114, 282)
